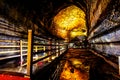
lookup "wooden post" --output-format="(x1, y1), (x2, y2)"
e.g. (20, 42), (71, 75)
(27, 30), (33, 77)
(35, 46), (38, 52)
(48, 38), (52, 61)
(58, 41), (60, 56)
(43, 46), (45, 55)
(56, 41), (59, 57)
(20, 40), (23, 67)
(55, 39), (57, 57)
(118, 56), (120, 75)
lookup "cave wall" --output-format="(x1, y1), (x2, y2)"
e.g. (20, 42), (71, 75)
(90, 0), (110, 28)
(88, 0), (120, 56)
(0, 0), (51, 39)
(1, 0), (120, 57)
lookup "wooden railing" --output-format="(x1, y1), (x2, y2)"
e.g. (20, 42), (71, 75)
(0, 29), (67, 79)
(26, 30), (67, 78)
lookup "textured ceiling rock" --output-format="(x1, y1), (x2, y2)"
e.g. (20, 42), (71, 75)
(50, 5), (87, 41)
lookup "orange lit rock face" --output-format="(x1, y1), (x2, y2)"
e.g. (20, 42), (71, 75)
(52, 5), (87, 41)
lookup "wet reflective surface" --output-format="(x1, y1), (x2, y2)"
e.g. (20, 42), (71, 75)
(60, 48), (120, 80)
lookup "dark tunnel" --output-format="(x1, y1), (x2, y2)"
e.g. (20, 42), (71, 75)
(0, 0), (120, 80)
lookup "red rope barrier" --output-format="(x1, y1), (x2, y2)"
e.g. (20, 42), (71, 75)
(0, 74), (30, 80)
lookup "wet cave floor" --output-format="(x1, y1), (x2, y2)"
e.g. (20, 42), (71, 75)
(60, 48), (120, 80)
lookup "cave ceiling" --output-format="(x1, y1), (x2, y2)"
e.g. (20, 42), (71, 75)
(0, 0), (114, 41)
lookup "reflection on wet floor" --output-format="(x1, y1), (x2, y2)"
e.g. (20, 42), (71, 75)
(60, 60), (89, 80)
(60, 49), (89, 80)
(60, 48), (120, 80)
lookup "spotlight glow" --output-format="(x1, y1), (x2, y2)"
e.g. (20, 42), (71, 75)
(53, 5), (87, 40)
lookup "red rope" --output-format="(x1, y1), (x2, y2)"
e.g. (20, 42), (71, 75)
(0, 74), (30, 80)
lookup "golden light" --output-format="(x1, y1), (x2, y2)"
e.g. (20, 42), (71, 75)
(70, 27), (87, 39)
(60, 61), (89, 80)
(52, 5), (87, 41)
(55, 28), (68, 39)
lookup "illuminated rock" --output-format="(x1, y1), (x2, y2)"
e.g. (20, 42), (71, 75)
(51, 5), (87, 41)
